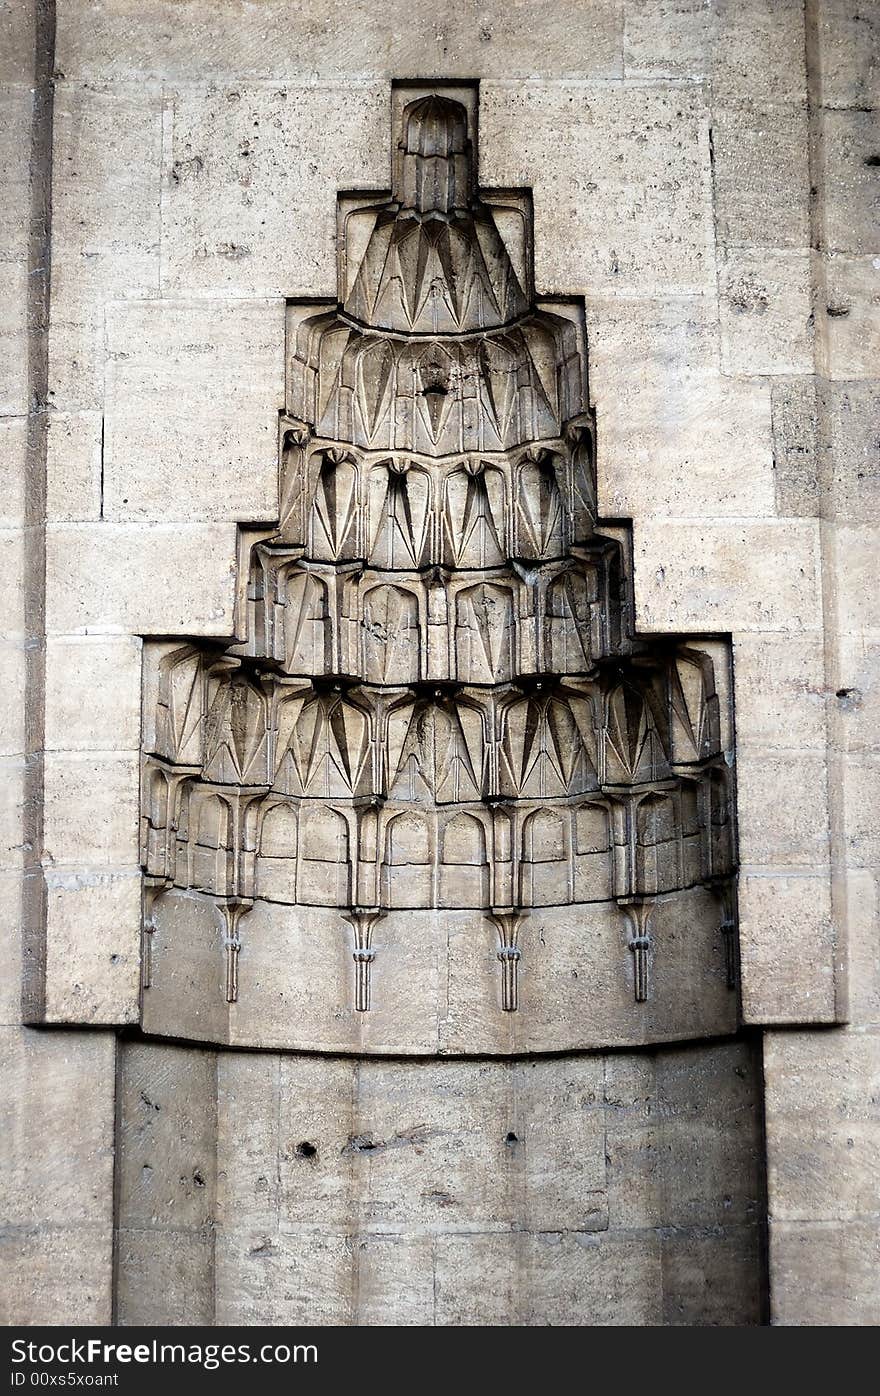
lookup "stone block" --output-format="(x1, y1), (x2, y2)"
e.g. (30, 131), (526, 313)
(821, 109), (880, 257)
(814, 0), (880, 110)
(736, 750), (830, 868)
(49, 86), (163, 413)
(0, 756), (24, 872)
(55, 2), (625, 82)
(711, 100), (809, 250)
(214, 1228), (353, 1325)
(820, 254), (880, 381)
(117, 1041), (217, 1229)
(42, 867), (141, 1024)
(764, 1027), (880, 1223)
(771, 377), (820, 517)
(161, 85), (386, 298)
(0, 871), (23, 1026)
(354, 1234), (436, 1326)
(102, 299), (284, 522)
(0, 528), (23, 656)
(46, 522), (238, 635)
(45, 635), (142, 752)
(632, 520), (822, 633)
(0, 0), (35, 84)
(623, 0), (805, 100)
(0, 87), (32, 418)
(116, 1228), (214, 1327)
(719, 248), (813, 377)
(732, 632), (828, 753)
(216, 1054), (280, 1231)
(43, 752), (140, 866)
(661, 1226), (764, 1326)
(834, 633), (880, 758)
(738, 872), (837, 1024)
(832, 523), (880, 638)
(0, 417), (27, 528)
(770, 1219), (880, 1325)
(841, 756), (880, 871)
(0, 1027), (116, 1227)
(821, 380), (880, 522)
(480, 83), (714, 297)
(0, 1223), (112, 1326)
(0, 641), (25, 758)
(46, 412), (103, 522)
(844, 869), (880, 1025)
(586, 295), (775, 519)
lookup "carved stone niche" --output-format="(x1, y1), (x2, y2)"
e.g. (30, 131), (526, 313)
(139, 82), (739, 1054)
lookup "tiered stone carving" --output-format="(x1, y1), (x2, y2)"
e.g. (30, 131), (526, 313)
(140, 86), (737, 1036)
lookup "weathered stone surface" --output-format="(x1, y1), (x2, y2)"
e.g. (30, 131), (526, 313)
(42, 869), (141, 1024)
(820, 254), (880, 380)
(633, 522), (822, 633)
(118, 1036), (765, 1326)
(46, 522), (238, 634)
(0, 1028), (116, 1324)
(588, 295), (775, 519)
(45, 411), (103, 522)
(55, 1), (626, 82)
(711, 100), (810, 250)
(49, 85), (163, 413)
(161, 86), (387, 298)
(739, 874), (837, 1023)
(102, 299), (285, 522)
(771, 378), (820, 517)
(814, 0), (880, 109)
(719, 248), (814, 377)
(481, 82), (715, 297)
(45, 635), (142, 752)
(624, 0), (805, 99)
(820, 109), (880, 257)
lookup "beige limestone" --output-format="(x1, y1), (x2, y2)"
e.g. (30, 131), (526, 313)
(118, 1037), (764, 1326)
(102, 299), (286, 522)
(4, 0), (878, 1333)
(718, 248), (814, 378)
(56, 2), (627, 83)
(46, 522), (238, 635)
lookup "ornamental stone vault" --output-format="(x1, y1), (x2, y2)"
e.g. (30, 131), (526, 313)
(139, 84), (738, 1053)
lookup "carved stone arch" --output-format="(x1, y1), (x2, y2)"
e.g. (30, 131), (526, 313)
(602, 677), (671, 787)
(520, 805), (570, 907)
(439, 809), (490, 908)
(281, 567), (331, 676)
(545, 563), (598, 674)
(573, 799), (613, 902)
(361, 582), (422, 685)
(308, 450), (360, 561)
(297, 803), (351, 906)
(514, 450), (566, 561)
(155, 645), (206, 766)
(669, 646), (722, 765)
(255, 799), (299, 903)
(635, 790), (681, 896)
(442, 463), (506, 569)
(190, 790), (230, 895)
(454, 580), (515, 684)
(366, 459), (433, 569)
(202, 673), (269, 786)
(381, 808), (434, 908)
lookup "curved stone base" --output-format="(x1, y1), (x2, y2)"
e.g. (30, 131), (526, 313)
(142, 883), (736, 1052)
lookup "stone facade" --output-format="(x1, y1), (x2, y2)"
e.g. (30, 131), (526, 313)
(2, 0), (878, 1326)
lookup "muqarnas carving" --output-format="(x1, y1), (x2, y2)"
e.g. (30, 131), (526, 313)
(140, 85), (737, 1038)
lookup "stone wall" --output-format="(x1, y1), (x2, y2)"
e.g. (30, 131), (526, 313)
(2, 0), (878, 1326)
